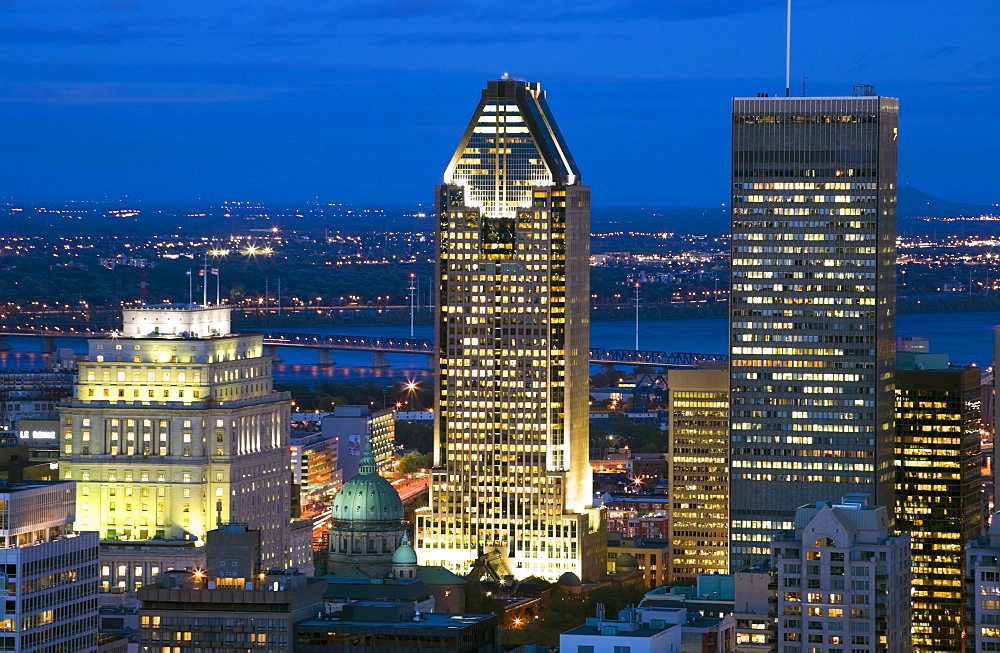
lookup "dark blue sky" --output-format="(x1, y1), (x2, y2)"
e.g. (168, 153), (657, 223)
(1, 0), (997, 207)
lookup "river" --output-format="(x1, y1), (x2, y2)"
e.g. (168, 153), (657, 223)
(2, 311), (996, 385)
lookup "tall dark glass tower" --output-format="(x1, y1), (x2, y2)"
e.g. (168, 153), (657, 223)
(896, 354), (982, 652)
(728, 94), (899, 569)
(414, 77), (605, 582)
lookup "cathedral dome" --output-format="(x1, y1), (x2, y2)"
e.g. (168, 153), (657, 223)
(330, 439), (404, 531)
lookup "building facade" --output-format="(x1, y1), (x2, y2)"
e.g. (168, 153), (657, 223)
(0, 481), (99, 653)
(137, 569), (326, 653)
(729, 93), (899, 569)
(773, 496), (912, 653)
(966, 513), (1000, 651)
(319, 405), (393, 481)
(59, 306), (292, 578)
(895, 352), (982, 652)
(667, 366), (730, 580)
(414, 76), (604, 581)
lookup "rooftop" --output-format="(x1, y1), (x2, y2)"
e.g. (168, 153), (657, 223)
(299, 605), (492, 631)
(563, 621), (677, 638)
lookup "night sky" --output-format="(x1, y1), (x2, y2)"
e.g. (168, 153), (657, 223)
(1, 0), (997, 207)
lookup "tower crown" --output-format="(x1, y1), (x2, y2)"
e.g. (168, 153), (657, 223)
(443, 78), (580, 219)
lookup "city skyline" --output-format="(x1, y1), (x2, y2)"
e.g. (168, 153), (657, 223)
(1, 1), (997, 207)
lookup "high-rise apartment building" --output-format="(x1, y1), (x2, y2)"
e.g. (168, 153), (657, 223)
(0, 481), (99, 653)
(895, 351), (982, 652)
(60, 306), (291, 583)
(667, 366), (730, 580)
(772, 496), (912, 653)
(414, 76), (605, 581)
(729, 93), (899, 569)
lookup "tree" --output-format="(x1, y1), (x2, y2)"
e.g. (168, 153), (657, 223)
(397, 451), (433, 474)
(396, 420), (433, 453)
(589, 421), (611, 459)
(465, 577), (505, 615)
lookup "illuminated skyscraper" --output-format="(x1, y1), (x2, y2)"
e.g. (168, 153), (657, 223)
(414, 76), (605, 581)
(729, 92), (899, 569)
(60, 306), (292, 588)
(895, 351), (981, 652)
(667, 366), (730, 580)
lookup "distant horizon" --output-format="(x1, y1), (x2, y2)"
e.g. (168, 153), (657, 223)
(2, 184), (994, 214)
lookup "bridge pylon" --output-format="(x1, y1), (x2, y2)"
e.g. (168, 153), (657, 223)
(371, 352), (391, 368)
(262, 345), (283, 362)
(317, 350), (336, 366)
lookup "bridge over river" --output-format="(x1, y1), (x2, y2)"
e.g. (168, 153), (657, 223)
(0, 329), (727, 370)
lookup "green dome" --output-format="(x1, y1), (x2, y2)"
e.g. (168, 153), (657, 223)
(331, 438), (404, 530)
(392, 533), (418, 565)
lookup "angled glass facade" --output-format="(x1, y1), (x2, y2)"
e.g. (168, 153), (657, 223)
(728, 95), (899, 570)
(414, 78), (604, 582)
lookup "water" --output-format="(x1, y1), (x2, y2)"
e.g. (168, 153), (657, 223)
(3, 311), (997, 384)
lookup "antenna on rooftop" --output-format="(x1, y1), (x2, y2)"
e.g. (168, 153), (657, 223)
(785, 0), (792, 97)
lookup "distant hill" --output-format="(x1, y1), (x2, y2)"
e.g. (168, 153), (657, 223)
(898, 186), (994, 218)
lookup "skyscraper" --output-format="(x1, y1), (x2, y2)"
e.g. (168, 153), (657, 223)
(667, 366), (730, 580)
(60, 305), (292, 587)
(895, 351), (982, 652)
(729, 93), (899, 569)
(413, 76), (605, 581)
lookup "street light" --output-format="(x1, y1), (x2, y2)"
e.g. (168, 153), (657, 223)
(405, 380), (420, 410)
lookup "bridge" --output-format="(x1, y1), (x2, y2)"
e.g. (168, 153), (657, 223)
(0, 330), (726, 369)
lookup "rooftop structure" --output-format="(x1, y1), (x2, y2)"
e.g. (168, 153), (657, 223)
(294, 602), (498, 653)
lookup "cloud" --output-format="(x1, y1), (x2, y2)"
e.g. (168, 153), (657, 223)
(921, 45), (959, 59)
(1, 80), (299, 106)
(98, 0), (138, 10)
(334, 0), (457, 20)
(0, 22), (174, 45)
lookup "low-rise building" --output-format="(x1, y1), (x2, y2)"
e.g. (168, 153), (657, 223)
(608, 535), (672, 588)
(561, 606), (682, 653)
(294, 601), (498, 653)
(136, 525), (326, 653)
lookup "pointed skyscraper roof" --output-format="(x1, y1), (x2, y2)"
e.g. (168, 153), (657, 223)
(443, 77), (581, 219)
